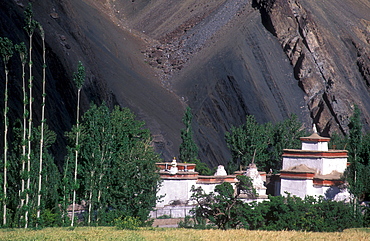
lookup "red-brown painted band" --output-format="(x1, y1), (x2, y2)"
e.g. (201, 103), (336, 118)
(283, 150), (348, 158)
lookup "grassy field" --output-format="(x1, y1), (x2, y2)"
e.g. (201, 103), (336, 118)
(0, 227), (369, 241)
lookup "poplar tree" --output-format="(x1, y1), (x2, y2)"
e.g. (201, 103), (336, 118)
(14, 42), (27, 213)
(23, 3), (38, 228)
(36, 23), (46, 226)
(345, 105), (370, 202)
(78, 104), (111, 225)
(108, 105), (162, 223)
(61, 146), (74, 226)
(32, 124), (58, 227)
(0, 36), (13, 226)
(179, 107), (198, 162)
(67, 104), (162, 225)
(71, 61), (85, 226)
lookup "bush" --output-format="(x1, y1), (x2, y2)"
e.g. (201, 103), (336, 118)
(178, 216), (194, 228)
(190, 182), (255, 230)
(40, 209), (62, 227)
(189, 182), (365, 231)
(115, 216), (142, 230)
(256, 194), (363, 232)
(157, 214), (171, 219)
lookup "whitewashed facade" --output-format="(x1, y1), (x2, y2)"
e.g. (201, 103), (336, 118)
(280, 127), (350, 200)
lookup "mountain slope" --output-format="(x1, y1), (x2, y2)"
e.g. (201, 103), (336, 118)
(1, 0), (369, 168)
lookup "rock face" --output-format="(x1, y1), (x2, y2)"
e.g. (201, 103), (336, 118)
(0, 0), (369, 168)
(254, 0), (370, 135)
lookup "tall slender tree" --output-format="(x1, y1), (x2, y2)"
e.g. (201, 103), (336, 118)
(61, 146), (74, 226)
(345, 105), (370, 202)
(179, 107), (198, 162)
(36, 23), (46, 226)
(71, 61), (85, 226)
(0, 36), (14, 226)
(68, 104), (162, 225)
(33, 124), (58, 227)
(108, 105), (162, 223)
(78, 104), (111, 225)
(23, 3), (38, 228)
(14, 42), (27, 213)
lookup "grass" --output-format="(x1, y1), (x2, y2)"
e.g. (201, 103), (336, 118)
(0, 227), (369, 241)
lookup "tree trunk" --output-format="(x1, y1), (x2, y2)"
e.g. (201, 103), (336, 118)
(71, 88), (81, 227)
(88, 170), (95, 225)
(3, 67), (9, 226)
(20, 60), (26, 210)
(25, 32), (33, 229)
(36, 26), (46, 226)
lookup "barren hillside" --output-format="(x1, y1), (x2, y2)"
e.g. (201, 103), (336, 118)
(0, 0), (369, 167)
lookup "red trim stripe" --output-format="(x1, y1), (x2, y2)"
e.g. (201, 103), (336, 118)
(283, 150), (348, 158)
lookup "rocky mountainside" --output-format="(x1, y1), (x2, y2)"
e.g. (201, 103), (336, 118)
(254, 0), (370, 134)
(0, 0), (369, 168)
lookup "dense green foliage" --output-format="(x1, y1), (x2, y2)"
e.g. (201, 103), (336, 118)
(327, 105), (370, 202)
(73, 61), (86, 90)
(189, 183), (365, 231)
(179, 107), (198, 163)
(344, 105), (370, 201)
(225, 114), (306, 173)
(1, 123), (60, 228)
(1, 101), (162, 228)
(190, 175), (257, 230)
(114, 216), (142, 230)
(65, 103), (162, 225)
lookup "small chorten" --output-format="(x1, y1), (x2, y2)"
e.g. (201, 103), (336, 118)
(169, 157), (178, 174)
(245, 161), (266, 196)
(300, 124), (330, 151)
(214, 165), (227, 176)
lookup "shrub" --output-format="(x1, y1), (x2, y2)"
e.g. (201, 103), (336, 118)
(190, 182), (257, 230)
(40, 209), (62, 227)
(157, 214), (171, 219)
(258, 194), (362, 232)
(189, 182), (365, 231)
(178, 216), (194, 228)
(115, 216), (142, 230)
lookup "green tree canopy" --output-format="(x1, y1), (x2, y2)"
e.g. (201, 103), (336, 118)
(179, 107), (211, 175)
(344, 105), (370, 201)
(179, 107), (198, 162)
(190, 175), (257, 230)
(73, 61), (85, 90)
(190, 185), (364, 231)
(225, 114), (306, 173)
(67, 103), (161, 225)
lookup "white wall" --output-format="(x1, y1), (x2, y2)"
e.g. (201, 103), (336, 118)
(302, 142), (328, 151)
(150, 205), (194, 218)
(281, 179), (313, 199)
(282, 157), (322, 173)
(157, 179), (237, 207)
(157, 179), (197, 207)
(282, 157), (347, 175)
(322, 157), (347, 174)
